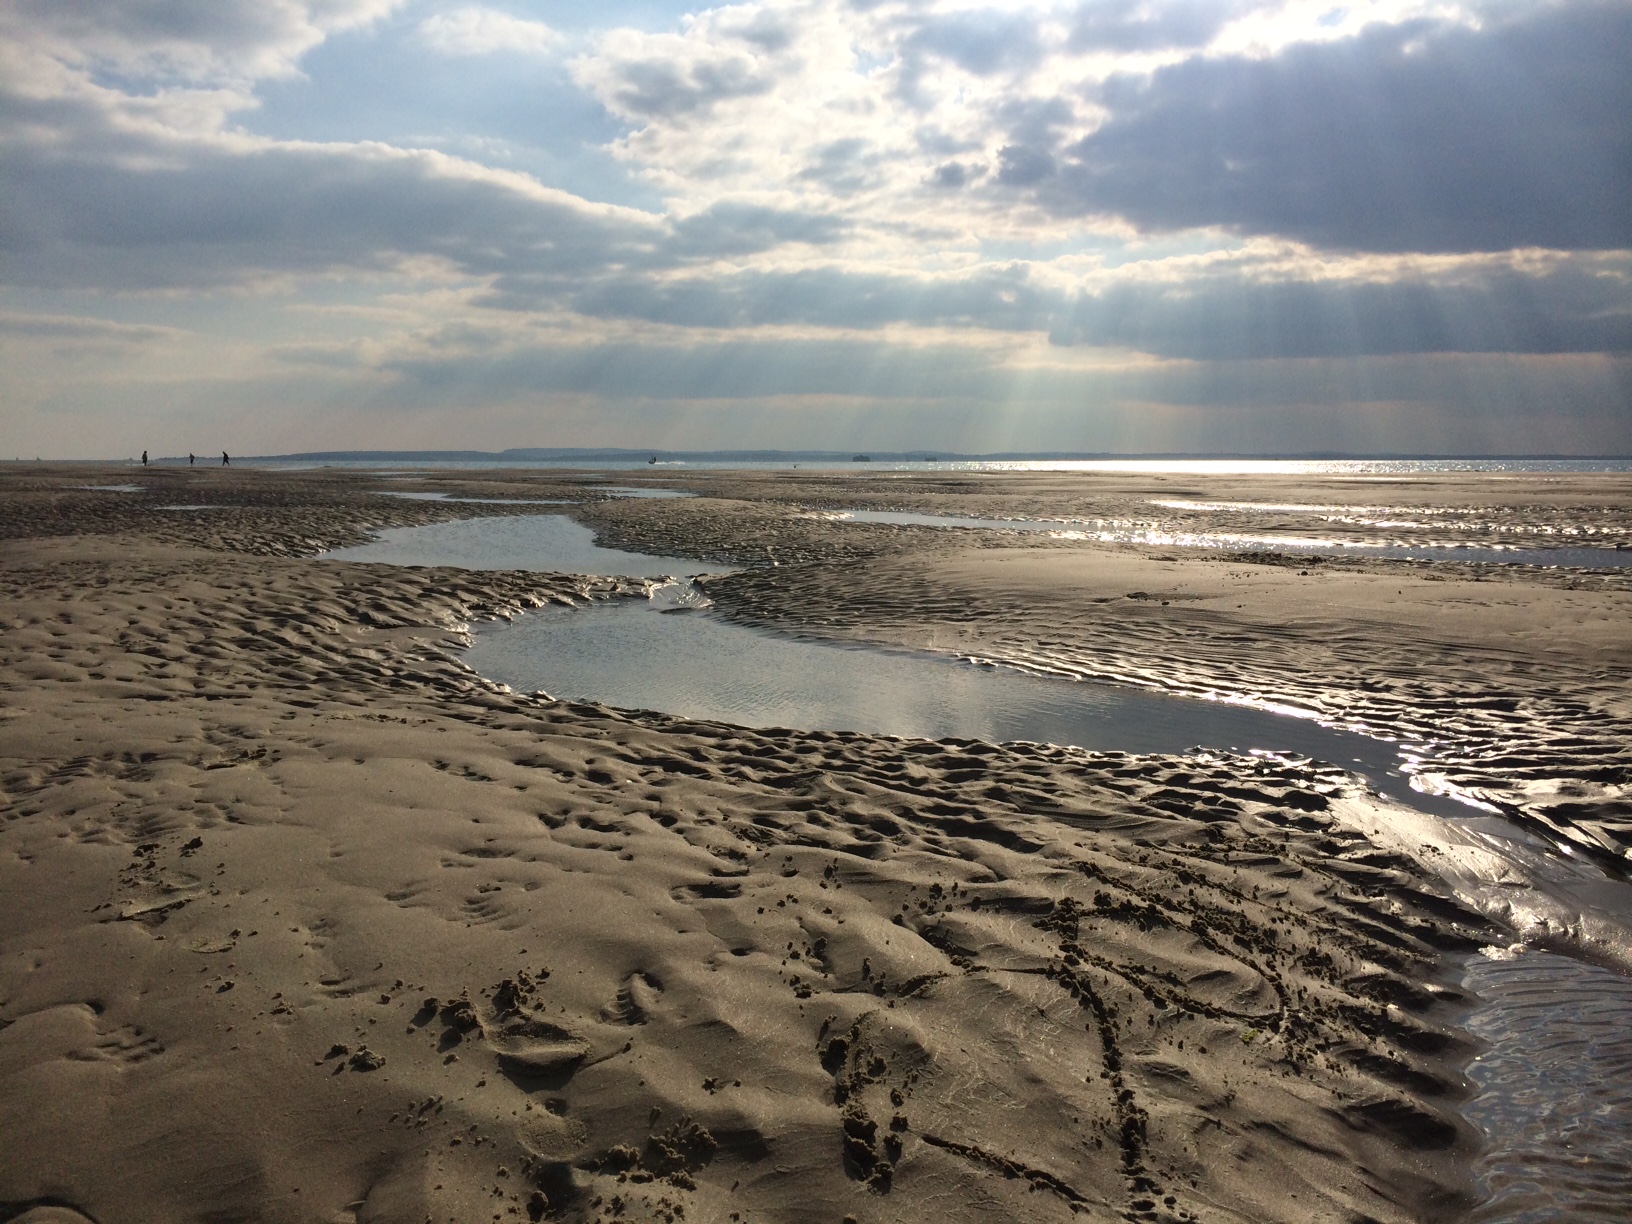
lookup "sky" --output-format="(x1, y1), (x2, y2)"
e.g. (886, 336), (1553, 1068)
(1, 0), (1628, 458)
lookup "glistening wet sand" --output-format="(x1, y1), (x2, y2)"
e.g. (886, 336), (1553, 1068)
(2, 463), (1626, 1223)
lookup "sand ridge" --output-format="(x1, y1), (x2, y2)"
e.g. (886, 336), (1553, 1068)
(0, 464), (1578, 1224)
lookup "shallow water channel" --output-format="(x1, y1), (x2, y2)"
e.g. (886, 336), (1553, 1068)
(467, 590), (1452, 807)
(326, 511), (1632, 1220)
(323, 514), (732, 577)
(827, 508), (1632, 567)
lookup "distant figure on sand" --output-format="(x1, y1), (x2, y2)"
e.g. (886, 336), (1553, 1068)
(222, 451), (230, 466)
(189, 453), (195, 466)
(141, 450), (148, 466)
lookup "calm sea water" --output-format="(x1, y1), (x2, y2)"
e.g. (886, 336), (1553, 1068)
(252, 456), (1632, 474)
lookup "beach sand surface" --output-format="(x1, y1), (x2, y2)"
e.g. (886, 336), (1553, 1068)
(6, 465), (1606, 1224)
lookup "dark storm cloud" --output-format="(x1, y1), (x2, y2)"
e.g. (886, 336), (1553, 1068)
(1040, 1), (1632, 252)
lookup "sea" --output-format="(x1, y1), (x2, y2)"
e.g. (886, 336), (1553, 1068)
(238, 452), (1632, 475)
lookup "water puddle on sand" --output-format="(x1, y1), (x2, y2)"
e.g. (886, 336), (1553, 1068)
(328, 514), (1632, 1218)
(375, 491), (568, 505)
(600, 487), (694, 499)
(823, 509), (1632, 568)
(466, 590), (1447, 808)
(320, 514), (731, 579)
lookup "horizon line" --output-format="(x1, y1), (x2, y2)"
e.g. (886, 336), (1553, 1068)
(12, 449), (1632, 465)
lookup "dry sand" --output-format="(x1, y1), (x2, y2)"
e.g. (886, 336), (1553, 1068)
(5, 463), (1623, 1224)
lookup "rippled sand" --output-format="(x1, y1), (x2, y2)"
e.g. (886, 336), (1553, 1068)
(2, 462), (1627, 1223)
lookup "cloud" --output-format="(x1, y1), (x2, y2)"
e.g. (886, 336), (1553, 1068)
(418, 7), (557, 57)
(499, 247), (1632, 359)
(666, 201), (852, 258)
(1042, 2), (1632, 252)
(899, 9), (1043, 81)
(1, 0), (401, 84)
(567, 0), (1630, 261)
(1066, 0), (1253, 53)
(1049, 253), (1632, 358)
(0, 87), (665, 291)
(2, 0), (1628, 445)
(0, 311), (182, 343)
(380, 333), (1010, 401)
(579, 23), (779, 120)
(364, 331), (1631, 459)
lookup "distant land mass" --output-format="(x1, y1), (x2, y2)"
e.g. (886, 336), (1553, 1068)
(234, 448), (1628, 464)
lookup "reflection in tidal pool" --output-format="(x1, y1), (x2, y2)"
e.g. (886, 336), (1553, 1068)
(463, 594), (1433, 803)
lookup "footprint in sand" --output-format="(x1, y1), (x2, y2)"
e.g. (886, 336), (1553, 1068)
(0, 1003), (164, 1076)
(109, 872), (205, 927)
(486, 1017), (591, 1080)
(68, 1023), (164, 1066)
(600, 972), (663, 1026)
(518, 1108), (590, 1159)
(431, 976), (592, 1085)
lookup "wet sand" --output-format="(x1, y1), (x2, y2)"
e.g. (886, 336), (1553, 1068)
(580, 470), (1632, 871)
(4, 463), (1624, 1224)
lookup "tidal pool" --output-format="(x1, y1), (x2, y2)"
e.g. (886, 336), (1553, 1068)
(321, 513), (730, 579)
(464, 590), (1452, 814)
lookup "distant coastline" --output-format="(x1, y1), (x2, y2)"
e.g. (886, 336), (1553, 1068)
(10, 449), (1631, 469)
(248, 447), (1632, 463)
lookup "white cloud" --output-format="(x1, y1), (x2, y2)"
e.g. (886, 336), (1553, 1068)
(418, 7), (558, 57)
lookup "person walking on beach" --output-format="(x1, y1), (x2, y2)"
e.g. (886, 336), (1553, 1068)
(141, 450), (148, 466)
(189, 453), (195, 466)
(222, 451), (230, 466)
